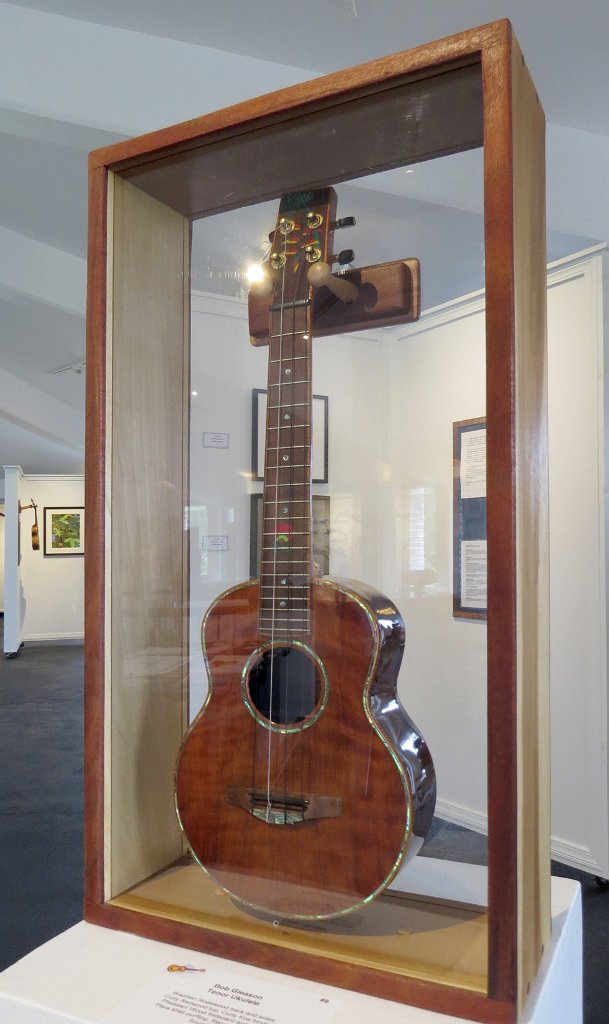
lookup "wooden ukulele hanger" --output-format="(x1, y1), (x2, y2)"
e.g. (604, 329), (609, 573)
(247, 205), (421, 345)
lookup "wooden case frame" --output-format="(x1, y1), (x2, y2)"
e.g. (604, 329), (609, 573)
(85, 20), (549, 1023)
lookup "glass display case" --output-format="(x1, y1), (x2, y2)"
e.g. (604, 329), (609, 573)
(85, 20), (549, 1022)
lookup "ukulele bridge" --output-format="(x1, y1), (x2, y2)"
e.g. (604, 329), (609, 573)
(226, 785), (342, 826)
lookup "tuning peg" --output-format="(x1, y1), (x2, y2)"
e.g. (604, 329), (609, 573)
(307, 261), (358, 303)
(332, 249), (355, 266)
(333, 216), (356, 229)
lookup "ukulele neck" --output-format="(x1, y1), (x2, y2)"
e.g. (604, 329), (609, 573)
(259, 304), (313, 639)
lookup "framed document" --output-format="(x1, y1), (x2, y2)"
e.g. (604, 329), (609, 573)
(453, 418), (486, 619)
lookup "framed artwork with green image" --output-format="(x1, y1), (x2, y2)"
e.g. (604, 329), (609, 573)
(43, 506), (85, 556)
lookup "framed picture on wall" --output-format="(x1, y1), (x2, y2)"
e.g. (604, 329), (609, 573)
(453, 418), (486, 619)
(43, 507), (85, 556)
(251, 388), (329, 483)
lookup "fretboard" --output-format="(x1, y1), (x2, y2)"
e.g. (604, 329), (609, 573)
(259, 304), (312, 639)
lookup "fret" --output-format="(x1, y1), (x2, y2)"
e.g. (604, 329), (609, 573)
(270, 403), (309, 411)
(259, 616), (310, 624)
(264, 512), (309, 520)
(269, 354), (308, 361)
(262, 484), (309, 490)
(261, 546), (309, 552)
(262, 513), (309, 520)
(262, 531), (308, 538)
(263, 486), (309, 491)
(261, 512), (310, 519)
(259, 604), (310, 612)
(263, 495), (310, 501)
(259, 589), (309, 598)
(261, 581), (311, 589)
(265, 444), (308, 451)
(264, 544), (309, 552)
(260, 553), (310, 559)
(259, 628), (309, 634)
(260, 586), (310, 592)
(261, 561), (309, 569)
(260, 585), (309, 591)
(260, 610), (309, 616)
(259, 601), (309, 607)
(259, 573), (310, 580)
(259, 569), (311, 577)
(265, 426), (311, 433)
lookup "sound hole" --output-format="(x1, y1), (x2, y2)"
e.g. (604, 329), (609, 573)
(247, 646), (322, 727)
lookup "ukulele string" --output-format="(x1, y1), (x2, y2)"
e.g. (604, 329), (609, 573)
(276, 258), (305, 816)
(301, 257), (313, 806)
(284, 300), (297, 818)
(282, 250), (311, 810)
(269, 238), (311, 815)
(265, 219), (289, 819)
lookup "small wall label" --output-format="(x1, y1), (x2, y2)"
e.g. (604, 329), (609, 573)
(203, 432), (229, 449)
(203, 535), (228, 552)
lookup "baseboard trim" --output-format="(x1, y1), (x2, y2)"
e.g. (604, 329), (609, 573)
(436, 798), (607, 877)
(550, 836), (608, 878)
(23, 633), (84, 645)
(435, 798), (488, 836)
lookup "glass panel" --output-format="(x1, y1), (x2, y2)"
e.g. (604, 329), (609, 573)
(109, 69), (489, 995)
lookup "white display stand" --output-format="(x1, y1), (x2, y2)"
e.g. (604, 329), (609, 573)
(0, 877), (581, 1024)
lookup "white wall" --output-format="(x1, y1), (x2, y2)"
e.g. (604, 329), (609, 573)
(3, 472), (85, 644)
(0, 504), (4, 613)
(387, 297), (488, 827)
(546, 250), (608, 874)
(3, 466), (22, 653)
(188, 247), (609, 875)
(391, 249), (609, 875)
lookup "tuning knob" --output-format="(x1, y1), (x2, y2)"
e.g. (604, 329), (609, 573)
(332, 249), (355, 266)
(333, 216), (356, 229)
(307, 261), (358, 303)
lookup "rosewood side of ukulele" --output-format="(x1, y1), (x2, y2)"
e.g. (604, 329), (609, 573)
(175, 578), (436, 920)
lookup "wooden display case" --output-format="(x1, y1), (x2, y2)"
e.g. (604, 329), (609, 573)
(85, 20), (549, 1023)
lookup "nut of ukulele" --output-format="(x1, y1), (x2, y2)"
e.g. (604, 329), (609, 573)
(307, 261), (358, 303)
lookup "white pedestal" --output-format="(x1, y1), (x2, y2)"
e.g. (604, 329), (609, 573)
(0, 877), (581, 1023)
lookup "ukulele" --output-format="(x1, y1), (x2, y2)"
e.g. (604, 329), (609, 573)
(175, 188), (436, 920)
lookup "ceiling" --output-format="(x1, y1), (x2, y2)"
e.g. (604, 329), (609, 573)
(8, 0), (609, 136)
(0, 0), (607, 481)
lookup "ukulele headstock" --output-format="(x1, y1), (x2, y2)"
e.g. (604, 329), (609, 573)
(265, 188), (338, 310)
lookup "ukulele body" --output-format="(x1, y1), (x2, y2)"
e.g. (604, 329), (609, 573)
(175, 576), (436, 920)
